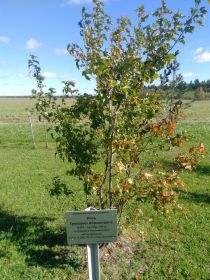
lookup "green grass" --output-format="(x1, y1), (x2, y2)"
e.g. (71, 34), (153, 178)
(0, 99), (209, 279)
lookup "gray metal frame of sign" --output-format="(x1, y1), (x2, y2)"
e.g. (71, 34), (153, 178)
(65, 209), (117, 245)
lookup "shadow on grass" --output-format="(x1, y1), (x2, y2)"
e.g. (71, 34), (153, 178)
(195, 165), (210, 176)
(0, 208), (83, 269)
(177, 189), (210, 204)
(160, 160), (210, 204)
(161, 159), (210, 177)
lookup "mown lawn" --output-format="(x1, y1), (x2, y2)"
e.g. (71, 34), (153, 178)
(0, 99), (209, 279)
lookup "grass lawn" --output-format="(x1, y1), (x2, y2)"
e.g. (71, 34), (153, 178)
(0, 98), (209, 279)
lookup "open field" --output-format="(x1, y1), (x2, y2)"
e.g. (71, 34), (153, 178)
(0, 98), (209, 279)
(182, 100), (210, 123)
(0, 98), (34, 123)
(0, 97), (75, 123)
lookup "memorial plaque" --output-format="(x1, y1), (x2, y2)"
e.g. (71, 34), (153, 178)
(65, 209), (117, 245)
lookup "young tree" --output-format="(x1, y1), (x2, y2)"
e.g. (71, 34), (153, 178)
(29, 0), (207, 217)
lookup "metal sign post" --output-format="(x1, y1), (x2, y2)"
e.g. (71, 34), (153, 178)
(65, 207), (117, 280)
(87, 242), (100, 280)
(86, 207), (100, 280)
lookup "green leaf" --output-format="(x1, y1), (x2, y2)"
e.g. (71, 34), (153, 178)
(153, 73), (159, 80)
(196, 20), (203, 26)
(82, 71), (91, 80)
(165, 54), (175, 63)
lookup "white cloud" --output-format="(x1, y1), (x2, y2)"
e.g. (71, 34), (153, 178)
(61, 0), (95, 6)
(0, 84), (32, 96)
(60, 0), (107, 7)
(193, 47), (203, 54)
(182, 73), (197, 78)
(69, 0), (91, 4)
(18, 73), (28, 78)
(0, 73), (12, 79)
(0, 36), (9, 43)
(43, 71), (58, 79)
(55, 48), (68, 55)
(25, 38), (42, 50)
(0, 72), (30, 79)
(193, 50), (210, 63)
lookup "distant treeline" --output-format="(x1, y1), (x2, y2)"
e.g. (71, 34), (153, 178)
(147, 79), (210, 100)
(1, 78), (210, 100)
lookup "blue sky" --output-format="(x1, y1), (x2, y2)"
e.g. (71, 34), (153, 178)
(0, 0), (210, 96)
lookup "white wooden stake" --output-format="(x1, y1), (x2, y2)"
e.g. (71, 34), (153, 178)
(85, 207), (101, 280)
(44, 121), (48, 149)
(28, 114), (36, 149)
